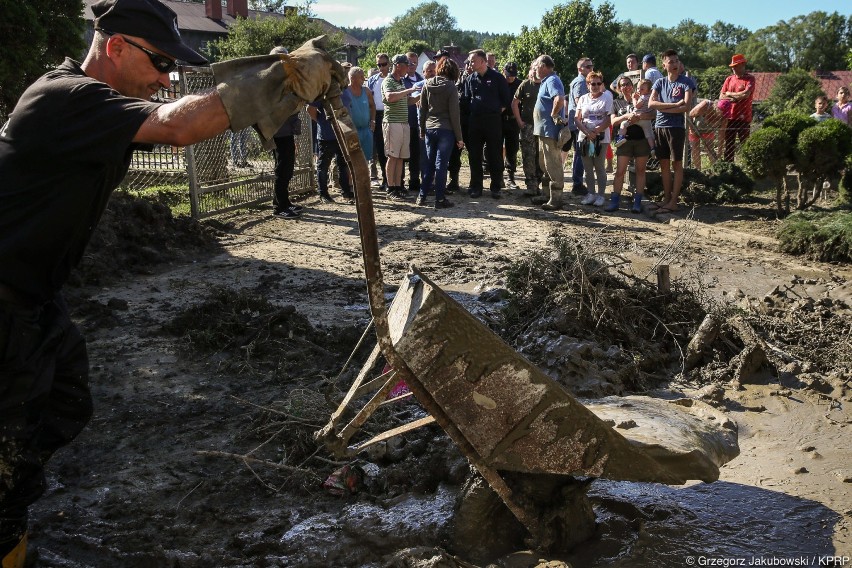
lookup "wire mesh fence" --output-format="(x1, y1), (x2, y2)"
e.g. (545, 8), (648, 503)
(613, 70), (755, 172)
(120, 65), (316, 219)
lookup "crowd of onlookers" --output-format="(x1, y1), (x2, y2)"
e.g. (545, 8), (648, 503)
(268, 47), (852, 219)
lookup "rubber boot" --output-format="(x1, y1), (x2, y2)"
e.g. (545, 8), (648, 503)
(542, 189), (563, 211)
(604, 193), (621, 212)
(1, 534), (26, 568)
(524, 179), (539, 196)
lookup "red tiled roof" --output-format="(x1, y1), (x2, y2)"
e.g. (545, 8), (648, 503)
(751, 70), (852, 102)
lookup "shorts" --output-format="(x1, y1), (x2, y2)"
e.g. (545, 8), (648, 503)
(382, 122), (410, 159)
(654, 127), (685, 161)
(688, 130), (715, 142)
(614, 138), (651, 158)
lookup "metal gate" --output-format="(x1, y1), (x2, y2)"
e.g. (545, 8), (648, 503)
(123, 65), (316, 219)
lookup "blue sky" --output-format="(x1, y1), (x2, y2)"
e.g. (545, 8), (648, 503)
(312, 0), (851, 34)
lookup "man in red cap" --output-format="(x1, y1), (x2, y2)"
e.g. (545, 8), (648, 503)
(719, 53), (755, 162)
(0, 0), (345, 562)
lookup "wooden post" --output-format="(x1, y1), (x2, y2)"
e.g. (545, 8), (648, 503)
(657, 265), (670, 294)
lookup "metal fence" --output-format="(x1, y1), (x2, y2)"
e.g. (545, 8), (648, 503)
(121, 66), (316, 219)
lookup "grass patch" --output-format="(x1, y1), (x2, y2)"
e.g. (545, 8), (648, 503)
(777, 211), (852, 262)
(128, 184), (193, 217)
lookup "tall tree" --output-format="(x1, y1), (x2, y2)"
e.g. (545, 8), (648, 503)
(510, 0), (620, 84)
(794, 11), (849, 71)
(672, 18), (710, 68)
(0, 0), (86, 122)
(709, 21), (750, 50)
(383, 2), (458, 51)
(205, 8), (330, 60)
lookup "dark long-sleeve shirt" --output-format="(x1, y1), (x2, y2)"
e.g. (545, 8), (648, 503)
(463, 68), (510, 116)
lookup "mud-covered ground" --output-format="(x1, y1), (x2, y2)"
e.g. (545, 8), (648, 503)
(24, 170), (851, 567)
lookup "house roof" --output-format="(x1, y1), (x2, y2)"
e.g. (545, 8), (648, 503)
(751, 70), (852, 102)
(82, 0), (363, 47)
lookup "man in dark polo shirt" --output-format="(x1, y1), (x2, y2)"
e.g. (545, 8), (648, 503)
(0, 0), (344, 561)
(462, 49), (510, 199)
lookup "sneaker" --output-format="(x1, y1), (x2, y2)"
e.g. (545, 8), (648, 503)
(416, 195), (428, 206)
(386, 189), (410, 201)
(435, 198), (454, 209)
(490, 191), (502, 200)
(632, 194), (643, 213)
(613, 135), (627, 148)
(447, 180), (460, 193)
(581, 193), (596, 205)
(593, 195), (605, 207)
(604, 194), (621, 212)
(340, 191), (355, 201)
(273, 208), (300, 219)
(507, 179), (519, 190)
(468, 188), (483, 198)
(289, 205), (304, 213)
(319, 194), (335, 204)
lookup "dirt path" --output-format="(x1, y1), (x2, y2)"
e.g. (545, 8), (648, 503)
(27, 171), (851, 566)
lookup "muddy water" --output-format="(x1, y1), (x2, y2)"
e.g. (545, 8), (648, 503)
(560, 479), (840, 566)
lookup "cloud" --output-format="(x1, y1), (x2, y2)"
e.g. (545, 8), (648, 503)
(354, 16), (393, 27)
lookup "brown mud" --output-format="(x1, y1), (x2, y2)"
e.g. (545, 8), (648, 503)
(26, 169), (851, 567)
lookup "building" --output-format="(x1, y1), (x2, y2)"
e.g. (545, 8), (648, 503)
(81, 0), (364, 63)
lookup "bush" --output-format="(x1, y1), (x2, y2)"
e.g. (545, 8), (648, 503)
(761, 112), (817, 144)
(777, 211), (852, 262)
(814, 118), (852, 157)
(839, 155), (852, 208)
(739, 127), (791, 180)
(795, 125), (844, 181)
(763, 69), (826, 116)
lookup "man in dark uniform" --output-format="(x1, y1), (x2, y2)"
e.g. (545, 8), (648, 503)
(0, 0), (344, 562)
(501, 62), (522, 190)
(462, 49), (510, 199)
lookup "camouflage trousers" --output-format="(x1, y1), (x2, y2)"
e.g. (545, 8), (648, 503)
(519, 123), (542, 186)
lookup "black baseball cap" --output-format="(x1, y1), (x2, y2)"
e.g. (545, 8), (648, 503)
(503, 62), (518, 77)
(92, 0), (207, 65)
(434, 49), (450, 60)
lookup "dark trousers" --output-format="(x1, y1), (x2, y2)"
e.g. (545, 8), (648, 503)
(421, 128), (456, 202)
(448, 119), (469, 184)
(273, 135), (296, 212)
(723, 119), (751, 162)
(1, 296), (92, 557)
(468, 113), (503, 193)
(571, 131), (585, 187)
(502, 119), (520, 179)
(317, 139), (351, 196)
(404, 123), (421, 192)
(373, 110), (387, 185)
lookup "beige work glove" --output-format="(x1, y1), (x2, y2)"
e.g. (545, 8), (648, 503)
(212, 35), (348, 146)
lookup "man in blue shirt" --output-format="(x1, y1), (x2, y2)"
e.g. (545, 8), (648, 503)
(532, 55), (566, 211)
(463, 49), (510, 198)
(648, 49), (696, 214)
(567, 57), (593, 194)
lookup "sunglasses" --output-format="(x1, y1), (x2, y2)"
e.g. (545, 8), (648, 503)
(378, 62), (389, 67)
(588, 82), (603, 86)
(98, 29), (176, 73)
(584, 64), (594, 68)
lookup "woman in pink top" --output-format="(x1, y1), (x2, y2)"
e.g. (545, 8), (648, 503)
(832, 86), (851, 126)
